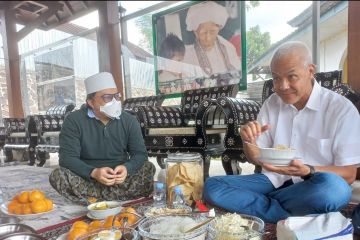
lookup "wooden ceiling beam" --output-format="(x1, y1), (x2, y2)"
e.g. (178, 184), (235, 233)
(42, 5), (98, 30)
(64, 1), (75, 15)
(15, 3), (63, 41)
(54, 11), (61, 22)
(82, 1), (89, 9)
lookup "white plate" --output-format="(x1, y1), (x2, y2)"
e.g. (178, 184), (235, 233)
(1, 202), (56, 219)
(87, 212), (105, 220)
(56, 233), (67, 240)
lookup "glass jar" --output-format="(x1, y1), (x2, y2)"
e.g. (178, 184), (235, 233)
(165, 153), (203, 206)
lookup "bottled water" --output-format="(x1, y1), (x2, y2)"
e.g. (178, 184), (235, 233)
(153, 182), (166, 206)
(157, 169), (166, 185)
(172, 185), (185, 207)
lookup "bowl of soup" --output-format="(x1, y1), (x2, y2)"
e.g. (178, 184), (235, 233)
(258, 145), (297, 166)
(87, 201), (122, 220)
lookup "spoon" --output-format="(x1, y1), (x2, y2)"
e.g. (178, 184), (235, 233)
(243, 141), (260, 148)
(184, 218), (214, 233)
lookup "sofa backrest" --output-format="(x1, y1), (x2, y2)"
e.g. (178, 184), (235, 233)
(45, 104), (75, 116)
(181, 84), (239, 124)
(124, 95), (165, 110)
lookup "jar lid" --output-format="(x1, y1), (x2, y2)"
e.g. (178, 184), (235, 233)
(166, 152), (202, 162)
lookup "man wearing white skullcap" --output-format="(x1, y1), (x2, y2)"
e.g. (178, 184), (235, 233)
(49, 72), (155, 204)
(183, 1), (241, 83)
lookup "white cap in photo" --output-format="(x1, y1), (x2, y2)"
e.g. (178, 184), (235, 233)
(84, 72), (117, 94)
(186, 1), (228, 31)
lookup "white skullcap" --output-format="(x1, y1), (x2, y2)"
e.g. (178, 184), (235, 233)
(186, 1), (228, 31)
(84, 72), (117, 94)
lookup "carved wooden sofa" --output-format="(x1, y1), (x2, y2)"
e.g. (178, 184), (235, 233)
(219, 70), (360, 175)
(131, 84), (239, 179)
(27, 104), (75, 166)
(123, 95), (165, 110)
(3, 117), (36, 165)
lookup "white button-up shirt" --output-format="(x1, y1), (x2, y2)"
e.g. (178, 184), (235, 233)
(257, 80), (360, 188)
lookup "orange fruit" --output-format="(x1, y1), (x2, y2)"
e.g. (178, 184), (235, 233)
(88, 220), (102, 232)
(11, 194), (19, 202)
(87, 197), (97, 204)
(30, 200), (47, 213)
(123, 207), (137, 214)
(103, 215), (121, 228)
(44, 198), (53, 211)
(67, 227), (87, 240)
(29, 190), (45, 202)
(22, 203), (32, 214)
(14, 204), (24, 215)
(8, 200), (19, 214)
(118, 208), (139, 226)
(72, 221), (89, 231)
(18, 191), (30, 204)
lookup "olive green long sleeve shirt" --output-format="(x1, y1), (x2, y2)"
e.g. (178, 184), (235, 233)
(59, 106), (148, 180)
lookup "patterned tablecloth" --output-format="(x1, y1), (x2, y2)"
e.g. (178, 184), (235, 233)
(0, 165), (87, 230)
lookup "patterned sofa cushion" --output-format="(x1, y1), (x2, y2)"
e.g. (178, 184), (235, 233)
(181, 84), (239, 124)
(124, 95), (165, 110)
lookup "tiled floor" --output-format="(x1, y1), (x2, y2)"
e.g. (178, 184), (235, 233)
(0, 151), (257, 178)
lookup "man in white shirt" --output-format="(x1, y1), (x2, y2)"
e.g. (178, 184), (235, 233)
(204, 41), (360, 223)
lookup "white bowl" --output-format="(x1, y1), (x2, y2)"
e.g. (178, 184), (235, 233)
(259, 157), (294, 166)
(259, 146), (296, 160)
(87, 201), (122, 219)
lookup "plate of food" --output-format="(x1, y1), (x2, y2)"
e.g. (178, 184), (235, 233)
(56, 233), (67, 240)
(58, 213), (142, 240)
(1, 202), (55, 219)
(1, 189), (55, 219)
(138, 204), (192, 217)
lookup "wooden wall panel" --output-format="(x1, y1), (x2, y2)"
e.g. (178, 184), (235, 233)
(348, 1), (360, 92)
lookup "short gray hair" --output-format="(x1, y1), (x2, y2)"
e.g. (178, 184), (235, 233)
(270, 41), (312, 69)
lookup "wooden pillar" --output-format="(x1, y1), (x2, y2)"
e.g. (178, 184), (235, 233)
(97, 1), (124, 100)
(0, 9), (24, 117)
(348, 1), (360, 92)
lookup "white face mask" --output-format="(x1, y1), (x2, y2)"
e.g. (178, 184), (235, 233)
(100, 98), (122, 119)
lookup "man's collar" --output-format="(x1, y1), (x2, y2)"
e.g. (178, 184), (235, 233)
(304, 79), (321, 111)
(87, 108), (120, 120)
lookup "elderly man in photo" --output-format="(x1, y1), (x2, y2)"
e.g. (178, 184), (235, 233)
(183, 1), (241, 81)
(204, 41), (360, 223)
(49, 72), (155, 204)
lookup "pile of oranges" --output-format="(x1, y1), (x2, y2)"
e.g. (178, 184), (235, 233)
(7, 189), (53, 215)
(67, 207), (139, 240)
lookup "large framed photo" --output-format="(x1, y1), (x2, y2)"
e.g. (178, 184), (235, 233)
(153, 1), (246, 96)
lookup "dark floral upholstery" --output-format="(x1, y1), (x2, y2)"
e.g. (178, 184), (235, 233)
(215, 97), (262, 175)
(3, 117), (37, 165)
(131, 84), (239, 179)
(26, 104), (75, 166)
(123, 95), (165, 110)
(0, 127), (6, 152)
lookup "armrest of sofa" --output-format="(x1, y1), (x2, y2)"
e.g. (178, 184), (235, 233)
(216, 97), (262, 149)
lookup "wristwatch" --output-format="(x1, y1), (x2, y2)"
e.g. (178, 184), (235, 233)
(301, 164), (316, 180)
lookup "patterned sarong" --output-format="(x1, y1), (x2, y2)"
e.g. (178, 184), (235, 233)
(49, 161), (155, 205)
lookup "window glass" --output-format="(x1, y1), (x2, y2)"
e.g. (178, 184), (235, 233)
(0, 35), (8, 122)
(245, 1), (312, 101)
(20, 30), (98, 115)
